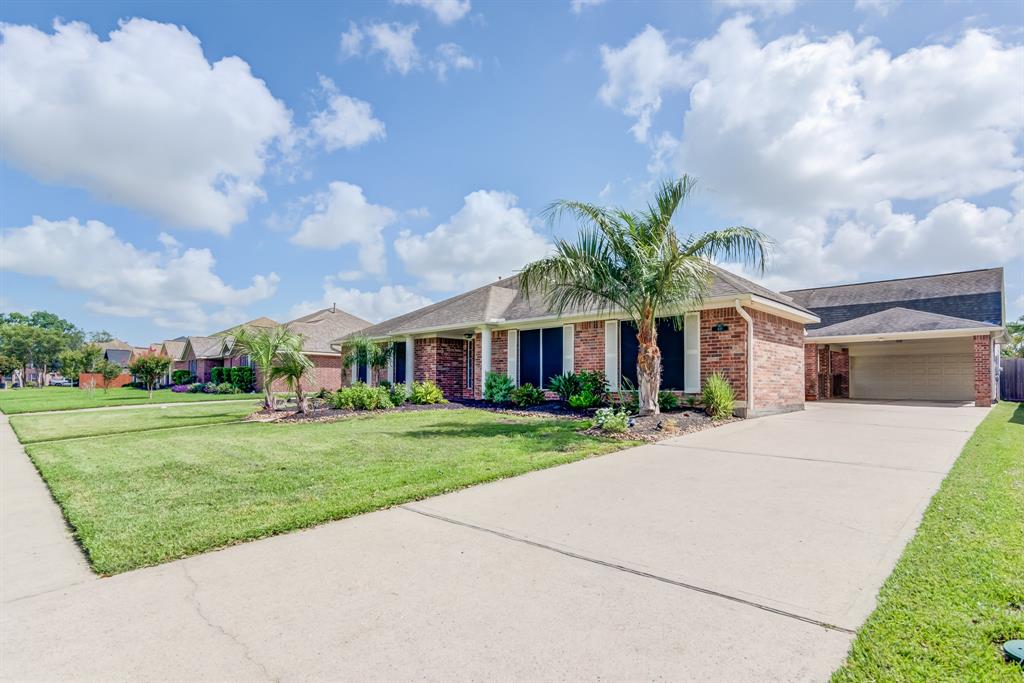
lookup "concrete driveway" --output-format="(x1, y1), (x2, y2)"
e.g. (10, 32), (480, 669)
(1, 401), (987, 682)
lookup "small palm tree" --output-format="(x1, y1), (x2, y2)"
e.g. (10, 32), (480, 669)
(224, 325), (306, 410)
(342, 336), (393, 381)
(270, 348), (315, 413)
(520, 176), (771, 416)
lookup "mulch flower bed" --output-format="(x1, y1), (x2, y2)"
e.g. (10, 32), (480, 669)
(246, 398), (738, 441)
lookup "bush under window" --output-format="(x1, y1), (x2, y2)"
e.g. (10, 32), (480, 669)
(483, 372), (515, 403)
(702, 373), (735, 420)
(510, 383), (544, 407)
(409, 380), (446, 405)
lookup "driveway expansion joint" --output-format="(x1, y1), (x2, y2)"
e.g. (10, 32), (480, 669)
(653, 442), (947, 474)
(401, 504), (856, 635)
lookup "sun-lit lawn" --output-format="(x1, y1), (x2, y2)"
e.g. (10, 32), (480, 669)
(832, 402), (1024, 682)
(0, 386), (257, 414)
(9, 400), (258, 443)
(24, 408), (630, 575)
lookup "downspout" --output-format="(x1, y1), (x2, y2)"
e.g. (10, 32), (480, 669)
(734, 300), (754, 417)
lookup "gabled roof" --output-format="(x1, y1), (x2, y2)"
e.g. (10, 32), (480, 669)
(183, 336), (223, 359)
(285, 308), (370, 353)
(784, 268), (1003, 309)
(342, 266), (813, 342)
(213, 316), (278, 336)
(104, 348), (133, 367)
(97, 340), (133, 352)
(160, 339), (186, 361)
(807, 307), (999, 339)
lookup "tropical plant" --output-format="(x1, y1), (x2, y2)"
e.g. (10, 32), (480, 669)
(222, 325), (307, 410)
(568, 389), (601, 409)
(409, 380), (447, 405)
(129, 354), (172, 398)
(483, 372), (515, 403)
(342, 336), (394, 379)
(547, 372), (583, 402)
(520, 176), (770, 415)
(593, 407), (630, 433)
(657, 390), (680, 412)
(94, 359), (123, 393)
(510, 383), (545, 407)
(702, 372), (735, 420)
(269, 349), (315, 413)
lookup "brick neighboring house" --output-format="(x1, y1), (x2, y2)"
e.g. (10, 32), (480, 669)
(333, 266), (820, 417)
(157, 338), (188, 385)
(784, 268), (1009, 407)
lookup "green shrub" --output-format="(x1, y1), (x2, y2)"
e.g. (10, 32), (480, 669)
(547, 372), (582, 402)
(229, 366), (255, 392)
(171, 369), (194, 385)
(658, 391), (680, 411)
(568, 389), (602, 409)
(216, 382), (239, 394)
(188, 383), (205, 393)
(483, 372), (515, 403)
(210, 367), (225, 384)
(702, 372), (735, 420)
(510, 383), (545, 407)
(331, 382), (394, 410)
(577, 370), (609, 401)
(388, 383), (408, 406)
(686, 395), (699, 408)
(593, 407), (630, 433)
(409, 380), (446, 405)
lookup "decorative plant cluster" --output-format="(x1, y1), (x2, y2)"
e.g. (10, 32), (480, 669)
(329, 380), (445, 412)
(483, 372), (515, 403)
(209, 366), (255, 393)
(701, 372), (734, 420)
(593, 407), (630, 433)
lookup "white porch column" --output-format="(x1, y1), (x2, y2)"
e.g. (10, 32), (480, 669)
(507, 330), (518, 386)
(405, 335), (415, 390)
(387, 347), (394, 384)
(480, 326), (492, 396)
(684, 312), (701, 393)
(562, 324), (574, 374)
(604, 320), (619, 390)
(350, 361), (357, 385)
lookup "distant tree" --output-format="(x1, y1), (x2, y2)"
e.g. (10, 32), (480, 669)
(94, 359), (123, 393)
(88, 330), (116, 343)
(269, 348), (315, 413)
(30, 329), (68, 385)
(0, 324), (36, 381)
(129, 355), (172, 398)
(1003, 315), (1024, 358)
(0, 354), (18, 382)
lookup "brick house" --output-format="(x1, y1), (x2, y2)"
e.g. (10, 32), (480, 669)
(784, 268), (1008, 407)
(334, 266), (820, 417)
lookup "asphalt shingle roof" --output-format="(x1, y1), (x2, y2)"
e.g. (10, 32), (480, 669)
(783, 268), (1003, 309)
(807, 307), (998, 338)
(285, 308), (370, 353)
(104, 349), (133, 367)
(160, 340), (186, 361)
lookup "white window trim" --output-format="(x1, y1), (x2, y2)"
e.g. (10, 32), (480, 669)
(684, 312), (700, 394)
(604, 321), (619, 391)
(562, 324), (574, 375)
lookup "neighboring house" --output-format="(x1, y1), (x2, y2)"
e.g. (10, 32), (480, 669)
(179, 336), (225, 383)
(333, 268), (820, 417)
(784, 268), (1008, 406)
(102, 348), (133, 368)
(157, 337), (188, 385)
(274, 306), (370, 392)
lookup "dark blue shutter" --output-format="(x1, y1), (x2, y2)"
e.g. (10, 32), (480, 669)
(541, 327), (563, 389)
(394, 342), (406, 384)
(657, 319), (685, 390)
(620, 321), (639, 389)
(519, 329), (541, 387)
(357, 362), (367, 383)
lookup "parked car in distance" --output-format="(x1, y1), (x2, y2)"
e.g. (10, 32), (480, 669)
(49, 377), (74, 387)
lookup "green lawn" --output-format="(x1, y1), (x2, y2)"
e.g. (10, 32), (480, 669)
(832, 402), (1024, 682)
(25, 409), (628, 574)
(0, 386), (257, 414)
(9, 400), (258, 443)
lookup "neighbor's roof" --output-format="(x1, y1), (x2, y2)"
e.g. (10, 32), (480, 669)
(285, 308), (370, 353)
(184, 335), (223, 359)
(160, 339), (186, 360)
(807, 307), (999, 339)
(784, 268), (1003, 309)
(97, 340), (133, 352)
(103, 348), (133, 367)
(214, 316), (278, 336)
(341, 266), (812, 341)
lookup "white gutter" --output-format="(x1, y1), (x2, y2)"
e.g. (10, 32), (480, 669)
(734, 299), (754, 416)
(806, 326), (1000, 345)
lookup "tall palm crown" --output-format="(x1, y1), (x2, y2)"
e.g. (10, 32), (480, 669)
(226, 325), (307, 410)
(520, 176), (771, 415)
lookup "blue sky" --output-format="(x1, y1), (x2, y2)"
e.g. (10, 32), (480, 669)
(2, 0), (1021, 344)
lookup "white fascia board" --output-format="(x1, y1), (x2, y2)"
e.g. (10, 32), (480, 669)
(806, 327), (999, 345)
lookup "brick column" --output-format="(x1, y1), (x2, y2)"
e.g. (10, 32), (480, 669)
(804, 343), (819, 401)
(816, 345), (832, 399)
(973, 334), (992, 407)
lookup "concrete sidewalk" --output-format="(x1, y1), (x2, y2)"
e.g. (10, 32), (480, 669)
(0, 401), (987, 681)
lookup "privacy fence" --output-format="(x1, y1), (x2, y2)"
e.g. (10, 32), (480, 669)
(1000, 358), (1024, 402)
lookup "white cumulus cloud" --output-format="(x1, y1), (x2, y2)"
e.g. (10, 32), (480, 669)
(0, 217), (279, 331)
(395, 190), (551, 291)
(364, 22), (421, 75)
(431, 43), (479, 81)
(290, 282), (433, 323)
(0, 19), (292, 234)
(309, 76), (386, 150)
(290, 182), (397, 277)
(393, 0), (472, 24)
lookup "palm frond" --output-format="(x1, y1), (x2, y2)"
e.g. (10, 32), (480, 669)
(683, 226), (773, 274)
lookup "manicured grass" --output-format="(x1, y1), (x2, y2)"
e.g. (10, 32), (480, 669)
(832, 402), (1024, 682)
(25, 409), (629, 574)
(0, 386), (256, 414)
(9, 401), (258, 444)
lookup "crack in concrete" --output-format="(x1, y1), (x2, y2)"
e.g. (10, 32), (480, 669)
(180, 564), (279, 682)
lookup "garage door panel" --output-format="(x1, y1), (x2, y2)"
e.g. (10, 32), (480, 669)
(850, 348), (973, 401)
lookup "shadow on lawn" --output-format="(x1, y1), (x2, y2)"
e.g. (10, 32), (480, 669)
(1009, 402), (1024, 426)
(402, 419), (595, 442)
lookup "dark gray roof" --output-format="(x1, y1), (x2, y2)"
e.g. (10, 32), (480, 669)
(344, 266), (812, 341)
(104, 348), (132, 367)
(784, 268), (1003, 309)
(807, 307), (998, 338)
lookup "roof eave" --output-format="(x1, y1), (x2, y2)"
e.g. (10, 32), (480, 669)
(806, 326), (1000, 345)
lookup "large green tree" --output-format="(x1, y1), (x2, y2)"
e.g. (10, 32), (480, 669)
(1003, 315), (1024, 358)
(224, 325), (308, 410)
(129, 354), (173, 398)
(520, 177), (771, 415)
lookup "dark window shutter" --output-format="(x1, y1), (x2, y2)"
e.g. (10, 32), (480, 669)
(393, 342), (406, 384)
(620, 320), (639, 389)
(541, 327), (563, 389)
(519, 329), (541, 387)
(658, 319), (686, 390)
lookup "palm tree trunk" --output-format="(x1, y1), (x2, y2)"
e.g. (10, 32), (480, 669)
(262, 378), (274, 411)
(296, 384), (307, 414)
(636, 315), (661, 416)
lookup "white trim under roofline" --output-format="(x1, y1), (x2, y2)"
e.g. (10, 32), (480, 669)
(341, 294), (817, 343)
(806, 326), (1000, 345)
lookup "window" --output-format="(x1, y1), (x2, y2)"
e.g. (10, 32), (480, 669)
(394, 341), (406, 384)
(357, 362), (367, 383)
(518, 326), (563, 388)
(620, 318), (687, 390)
(466, 339), (474, 390)
(188, 359), (197, 376)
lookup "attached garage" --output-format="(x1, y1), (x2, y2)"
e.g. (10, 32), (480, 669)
(848, 338), (973, 401)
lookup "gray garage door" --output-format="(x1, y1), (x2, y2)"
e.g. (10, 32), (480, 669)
(849, 339), (974, 401)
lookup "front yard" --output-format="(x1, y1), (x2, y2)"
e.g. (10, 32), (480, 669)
(21, 407), (630, 575)
(0, 386), (257, 414)
(833, 402), (1024, 682)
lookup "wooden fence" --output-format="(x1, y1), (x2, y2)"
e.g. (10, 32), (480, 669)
(1000, 358), (1024, 402)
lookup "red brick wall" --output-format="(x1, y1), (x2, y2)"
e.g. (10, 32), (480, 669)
(269, 354), (343, 393)
(78, 372), (132, 389)
(830, 349), (850, 399)
(804, 344), (819, 401)
(751, 310), (804, 413)
(973, 334), (992, 407)
(471, 330), (508, 399)
(574, 321), (605, 372)
(700, 308), (747, 402)
(414, 337), (471, 399)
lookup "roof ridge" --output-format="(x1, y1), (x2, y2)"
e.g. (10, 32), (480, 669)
(783, 266), (1002, 294)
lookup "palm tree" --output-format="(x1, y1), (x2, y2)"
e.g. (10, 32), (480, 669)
(341, 336), (394, 382)
(269, 348), (315, 413)
(520, 176), (771, 416)
(224, 325), (306, 410)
